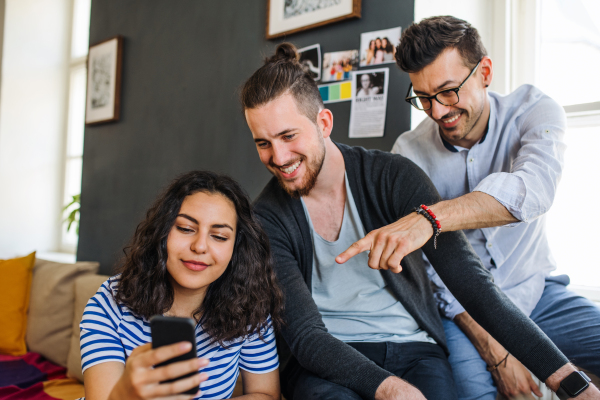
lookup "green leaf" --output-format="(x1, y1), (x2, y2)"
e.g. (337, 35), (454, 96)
(63, 194), (81, 234)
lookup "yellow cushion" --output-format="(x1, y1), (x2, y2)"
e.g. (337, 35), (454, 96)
(0, 252), (36, 355)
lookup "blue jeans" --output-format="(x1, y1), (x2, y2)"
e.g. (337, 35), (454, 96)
(286, 342), (457, 400)
(444, 276), (600, 400)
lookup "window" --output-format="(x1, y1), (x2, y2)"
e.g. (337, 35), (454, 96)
(60, 0), (91, 253)
(537, 0), (600, 109)
(538, 0), (600, 293)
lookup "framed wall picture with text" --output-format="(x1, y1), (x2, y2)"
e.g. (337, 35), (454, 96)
(85, 36), (123, 125)
(267, 0), (361, 39)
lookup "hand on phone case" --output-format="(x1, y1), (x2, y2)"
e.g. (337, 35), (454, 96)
(111, 342), (209, 400)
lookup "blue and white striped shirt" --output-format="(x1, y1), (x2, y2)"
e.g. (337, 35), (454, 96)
(80, 276), (279, 399)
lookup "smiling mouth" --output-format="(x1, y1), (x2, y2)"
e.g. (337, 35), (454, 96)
(439, 111), (463, 128)
(279, 160), (302, 175)
(443, 114), (460, 123)
(182, 260), (209, 271)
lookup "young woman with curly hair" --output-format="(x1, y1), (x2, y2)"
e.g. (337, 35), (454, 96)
(79, 171), (284, 400)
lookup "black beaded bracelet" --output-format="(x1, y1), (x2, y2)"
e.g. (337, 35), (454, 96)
(414, 205), (442, 249)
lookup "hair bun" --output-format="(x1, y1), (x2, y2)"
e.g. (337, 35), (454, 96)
(267, 42), (299, 64)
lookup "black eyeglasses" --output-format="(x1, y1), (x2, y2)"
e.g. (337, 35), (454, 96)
(405, 60), (481, 111)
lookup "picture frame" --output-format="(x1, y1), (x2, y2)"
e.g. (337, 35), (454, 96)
(267, 0), (361, 39)
(298, 44), (322, 81)
(85, 36), (123, 125)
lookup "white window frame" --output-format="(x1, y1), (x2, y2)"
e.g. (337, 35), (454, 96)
(58, 0), (88, 254)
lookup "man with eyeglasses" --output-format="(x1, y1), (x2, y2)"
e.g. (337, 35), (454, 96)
(381, 15), (600, 400)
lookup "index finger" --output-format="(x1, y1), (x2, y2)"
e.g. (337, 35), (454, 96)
(335, 237), (371, 264)
(140, 341), (194, 368)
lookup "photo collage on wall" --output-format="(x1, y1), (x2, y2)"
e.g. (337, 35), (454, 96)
(297, 26), (401, 138)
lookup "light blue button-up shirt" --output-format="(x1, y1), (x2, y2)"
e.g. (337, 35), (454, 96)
(391, 84), (567, 319)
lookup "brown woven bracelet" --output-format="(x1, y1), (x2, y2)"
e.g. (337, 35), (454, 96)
(487, 352), (509, 371)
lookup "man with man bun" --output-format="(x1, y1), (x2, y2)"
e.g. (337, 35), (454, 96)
(392, 16), (600, 400)
(240, 42), (599, 400)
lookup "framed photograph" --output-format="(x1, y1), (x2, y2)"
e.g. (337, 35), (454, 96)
(85, 36), (123, 125)
(298, 44), (322, 81)
(322, 49), (359, 82)
(267, 0), (361, 39)
(359, 27), (401, 67)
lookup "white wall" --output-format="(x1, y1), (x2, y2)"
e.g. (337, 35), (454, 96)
(0, 0), (71, 258)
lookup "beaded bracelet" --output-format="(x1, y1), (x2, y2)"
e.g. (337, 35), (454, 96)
(414, 204), (442, 249)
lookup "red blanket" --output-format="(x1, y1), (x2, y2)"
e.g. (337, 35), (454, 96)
(0, 353), (84, 400)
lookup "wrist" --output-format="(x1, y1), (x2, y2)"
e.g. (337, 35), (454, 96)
(414, 204), (441, 248)
(482, 340), (510, 367)
(549, 366), (599, 399)
(547, 364), (578, 392)
(486, 352), (509, 372)
(375, 376), (406, 400)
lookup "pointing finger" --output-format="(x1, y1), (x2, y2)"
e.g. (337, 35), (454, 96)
(336, 237), (371, 264)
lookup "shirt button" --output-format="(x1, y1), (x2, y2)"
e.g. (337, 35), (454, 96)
(469, 158), (474, 163)
(488, 243), (493, 248)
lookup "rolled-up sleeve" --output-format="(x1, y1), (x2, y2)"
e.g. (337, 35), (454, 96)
(474, 97), (567, 223)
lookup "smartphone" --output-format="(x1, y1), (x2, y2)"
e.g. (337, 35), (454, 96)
(150, 315), (199, 395)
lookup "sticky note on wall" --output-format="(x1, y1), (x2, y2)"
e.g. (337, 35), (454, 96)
(318, 81), (353, 103)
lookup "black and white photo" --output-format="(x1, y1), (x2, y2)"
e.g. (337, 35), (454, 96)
(85, 36), (123, 125)
(355, 71), (385, 97)
(284, 0), (342, 19)
(267, 0), (360, 39)
(298, 44), (321, 81)
(349, 68), (389, 138)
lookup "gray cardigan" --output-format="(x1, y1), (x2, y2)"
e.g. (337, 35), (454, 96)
(253, 142), (568, 399)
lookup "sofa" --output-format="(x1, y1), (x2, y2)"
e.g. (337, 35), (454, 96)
(0, 253), (245, 399)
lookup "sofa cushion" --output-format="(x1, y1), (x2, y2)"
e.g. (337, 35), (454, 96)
(0, 252), (36, 356)
(26, 258), (99, 367)
(67, 274), (110, 382)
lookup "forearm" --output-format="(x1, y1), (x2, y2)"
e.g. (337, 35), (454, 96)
(429, 191), (517, 232)
(453, 311), (509, 366)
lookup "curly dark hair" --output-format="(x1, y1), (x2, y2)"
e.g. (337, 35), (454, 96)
(396, 16), (487, 73)
(114, 170), (284, 346)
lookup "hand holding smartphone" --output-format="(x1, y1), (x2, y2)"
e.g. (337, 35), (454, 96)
(150, 315), (202, 395)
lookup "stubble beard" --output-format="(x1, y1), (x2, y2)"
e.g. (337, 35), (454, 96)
(276, 141), (326, 199)
(440, 94), (486, 144)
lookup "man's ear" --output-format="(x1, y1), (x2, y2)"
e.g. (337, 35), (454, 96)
(317, 108), (334, 138)
(480, 56), (493, 88)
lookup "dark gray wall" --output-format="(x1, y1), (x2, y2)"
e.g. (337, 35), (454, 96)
(78, 0), (414, 274)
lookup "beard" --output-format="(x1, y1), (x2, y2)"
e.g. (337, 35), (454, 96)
(274, 142), (326, 199)
(439, 95), (486, 143)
